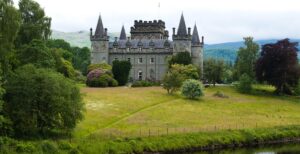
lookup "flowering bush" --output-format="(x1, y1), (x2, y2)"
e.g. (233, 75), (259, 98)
(86, 69), (118, 87)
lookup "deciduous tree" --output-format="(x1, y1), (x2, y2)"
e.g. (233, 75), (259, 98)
(256, 39), (300, 94)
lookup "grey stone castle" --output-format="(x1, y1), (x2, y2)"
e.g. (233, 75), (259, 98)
(90, 14), (204, 81)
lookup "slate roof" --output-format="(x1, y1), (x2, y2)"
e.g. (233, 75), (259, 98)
(109, 39), (173, 49)
(94, 15), (104, 38)
(177, 14), (187, 36)
(192, 24), (200, 45)
(119, 25), (126, 40)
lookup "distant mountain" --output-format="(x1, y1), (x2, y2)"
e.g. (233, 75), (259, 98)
(51, 30), (300, 62)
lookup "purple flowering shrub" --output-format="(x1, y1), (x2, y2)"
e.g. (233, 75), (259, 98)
(86, 69), (118, 87)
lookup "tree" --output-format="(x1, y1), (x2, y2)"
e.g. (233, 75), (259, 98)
(17, 39), (55, 68)
(0, 0), (21, 74)
(162, 70), (183, 94)
(168, 52), (192, 67)
(170, 64), (199, 80)
(15, 0), (51, 47)
(71, 47), (90, 75)
(4, 65), (84, 137)
(256, 39), (300, 94)
(235, 37), (259, 80)
(181, 79), (204, 99)
(112, 60), (132, 86)
(236, 73), (252, 93)
(204, 58), (225, 86)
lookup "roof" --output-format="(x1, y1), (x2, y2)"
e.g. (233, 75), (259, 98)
(192, 24), (200, 45)
(109, 39), (173, 49)
(177, 14), (187, 36)
(94, 15), (104, 38)
(119, 25), (126, 40)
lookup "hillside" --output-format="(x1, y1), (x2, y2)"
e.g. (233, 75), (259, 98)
(51, 30), (300, 62)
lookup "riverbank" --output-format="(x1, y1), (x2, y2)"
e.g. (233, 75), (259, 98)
(77, 125), (300, 153)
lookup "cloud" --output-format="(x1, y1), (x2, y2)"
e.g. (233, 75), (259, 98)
(13, 0), (300, 43)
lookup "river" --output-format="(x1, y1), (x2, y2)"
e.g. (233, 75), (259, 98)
(189, 143), (300, 154)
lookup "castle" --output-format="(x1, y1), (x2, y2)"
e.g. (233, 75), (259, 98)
(90, 14), (204, 81)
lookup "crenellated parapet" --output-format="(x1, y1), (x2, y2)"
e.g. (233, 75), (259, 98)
(130, 20), (169, 40)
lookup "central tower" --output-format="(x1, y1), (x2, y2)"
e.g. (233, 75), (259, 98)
(130, 20), (169, 40)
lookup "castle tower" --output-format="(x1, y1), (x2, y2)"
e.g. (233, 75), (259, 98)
(90, 15), (109, 64)
(119, 25), (126, 40)
(172, 13), (192, 55)
(191, 24), (204, 77)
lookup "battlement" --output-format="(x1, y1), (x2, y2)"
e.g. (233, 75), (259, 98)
(130, 19), (168, 40)
(133, 20), (165, 28)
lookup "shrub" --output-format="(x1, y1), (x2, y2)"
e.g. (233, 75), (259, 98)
(87, 63), (112, 73)
(58, 141), (73, 150)
(163, 70), (183, 94)
(236, 74), (252, 93)
(294, 80), (300, 96)
(5, 65), (84, 137)
(213, 91), (229, 98)
(86, 69), (118, 87)
(112, 60), (132, 86)
(41, 141), (58, 153)
(131, 81), (154, 87)
(16, 143), (36, 153)
(181, 79), (204, 99)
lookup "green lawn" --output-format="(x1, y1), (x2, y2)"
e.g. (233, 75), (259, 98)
(75, 85), (300, 139)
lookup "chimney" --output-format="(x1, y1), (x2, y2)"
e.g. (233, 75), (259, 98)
(172, 28), (176, 35)
(201, 36), (204, 44)
(188, 27), (191, 35)
(104, 28), (107, 36)
(90, 28), (93, 37)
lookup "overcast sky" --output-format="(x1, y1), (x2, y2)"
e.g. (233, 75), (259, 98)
(13, 0), (300, 44)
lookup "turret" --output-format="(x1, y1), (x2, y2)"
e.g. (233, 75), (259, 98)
(120, 25), (126, 40)
(191, 24), (204, 78)
(172, 13), (192, 55)
(90, 15), (109, 64)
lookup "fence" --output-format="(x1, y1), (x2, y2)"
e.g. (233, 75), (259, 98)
(87, 122), (299, 140)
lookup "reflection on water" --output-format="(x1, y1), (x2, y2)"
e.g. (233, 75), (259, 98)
(188, 143), (300, 154)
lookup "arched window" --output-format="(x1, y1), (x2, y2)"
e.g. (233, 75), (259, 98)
(138, 71), (143, 81)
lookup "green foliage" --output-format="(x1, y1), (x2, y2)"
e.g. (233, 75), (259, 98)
(293, 80), (300, 96)
(235, 37), (259, 80)
(170, 64), (200, 80)
(17, 39), (55, 69)
(204, 58), (225, 86)
(236, 74), (253, 93)
(162, 70), (183, 94)
(4, 65), (84, 137)
(58, 59), (76, 79)
(0, 1), (21, 74)
(88, 63), (112, 73)
(15, 0), (51, 47)
(16, 142), (36, 153)
(41, 141), (58, 153)
(181, 79), (204, 99)
(131, 81), (159, 87)
(112, 60), (132, 86)
(86, 68), (118, 87)
(168, 52), (192, 66)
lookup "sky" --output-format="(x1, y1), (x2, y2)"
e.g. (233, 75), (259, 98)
(13, 0), (300, 44)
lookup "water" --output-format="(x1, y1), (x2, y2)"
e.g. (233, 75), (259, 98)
(189, 143), (300, 154)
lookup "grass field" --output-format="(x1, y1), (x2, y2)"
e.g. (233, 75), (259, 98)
(75, 85), (300, 140)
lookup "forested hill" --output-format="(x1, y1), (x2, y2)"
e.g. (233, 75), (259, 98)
(51, 30), (300, 62)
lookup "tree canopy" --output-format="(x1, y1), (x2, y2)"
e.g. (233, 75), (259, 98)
(235, 37), (259, 80)
(256, 39), (300, 94)
(204, 58), (225, 86)
(4, 65), (84, 137)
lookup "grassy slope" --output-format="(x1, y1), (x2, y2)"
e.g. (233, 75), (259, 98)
(76, 86), (300, 140)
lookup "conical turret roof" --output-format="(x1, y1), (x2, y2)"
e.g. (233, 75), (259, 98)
(177, 13), (187, 36)
(120, 25), (126, 40)
(192, 24), (200, 45)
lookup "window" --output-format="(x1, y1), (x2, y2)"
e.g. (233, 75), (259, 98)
(138, 58), (143, 64)
(139, 48), (142, 51)
(138, 71), (143, 80)
(127, 58), (131, 62)
(150, 58), (155, 64)
(114, 58), (118, 61)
